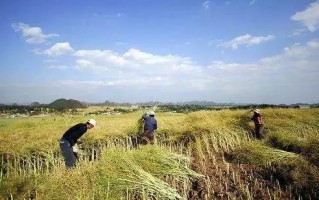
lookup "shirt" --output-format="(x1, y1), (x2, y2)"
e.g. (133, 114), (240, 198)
(142, 116), (157, 131)
(251, 113), (263, 125)
(61, 123), (87, 146)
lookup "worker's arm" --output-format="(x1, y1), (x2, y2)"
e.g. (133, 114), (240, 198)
(141, 113), (148, 120)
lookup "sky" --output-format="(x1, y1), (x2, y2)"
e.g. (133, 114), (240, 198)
(0, 0), (319, 104)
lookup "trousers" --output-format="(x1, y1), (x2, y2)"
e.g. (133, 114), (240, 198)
(255, 124), (264, 139)
(144, 130), (154, 144)
(60, 139), (76, 168)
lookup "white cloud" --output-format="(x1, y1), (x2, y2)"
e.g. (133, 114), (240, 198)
(3, 40), (319, 104)
(54, 77), (168, 89)
(43, 59), (58, 63)
(205, 40), (319, 103)
(203, 1), (211, 10)
(223, 34), (274, 49)
(74, 50), (127, 72)
(250, 0), (256, 5)
(74, 48), (200, 76)
(291, 28), (308, 36)
(11, 23), (59, 44)
(307, 40), (319, 48)
(54, 80), (118, 88)
(22, 41), (317, 103)
(40, 42), (74, 56)
(210, 40), (319, 77)
(122, 48), (189, 67)
(70, 42), (318, 103)
(291, 1), (319, 32)
(71, 48), (204, 90)
(47, 65), (68, 70)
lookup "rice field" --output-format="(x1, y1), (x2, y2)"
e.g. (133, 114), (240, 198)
(0, 108), (319, 199)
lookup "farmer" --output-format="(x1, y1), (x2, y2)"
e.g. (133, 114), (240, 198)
(251, 109), (264, 139)
(141, 111), (157, 144)
(59, 119), (96, 168)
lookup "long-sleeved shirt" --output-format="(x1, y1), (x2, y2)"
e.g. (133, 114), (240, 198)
(142, 116), (157, 131)
(61, 123), (87, 146)
(251, 113), (263, 125)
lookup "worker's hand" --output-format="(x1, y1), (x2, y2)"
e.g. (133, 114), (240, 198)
(72, 144), (79, 153)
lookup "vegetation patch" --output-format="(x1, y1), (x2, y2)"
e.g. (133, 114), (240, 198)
(1, 108), (319, 199)
(227, 141), (319, 199)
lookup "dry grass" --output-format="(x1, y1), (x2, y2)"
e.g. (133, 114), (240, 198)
(1, 107), (319, 199)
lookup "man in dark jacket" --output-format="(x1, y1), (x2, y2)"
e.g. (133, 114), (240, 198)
(142, 111), (157, 144)
(60, 119), (96, 168)
(251, 109), (264, 139)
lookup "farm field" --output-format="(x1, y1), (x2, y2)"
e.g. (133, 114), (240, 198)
(0, 108), (319, 199)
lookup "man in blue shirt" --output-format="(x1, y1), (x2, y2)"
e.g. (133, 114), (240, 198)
(142, 111), (157, 145)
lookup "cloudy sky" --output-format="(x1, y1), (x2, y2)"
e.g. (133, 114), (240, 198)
(1, 0), (319, 104)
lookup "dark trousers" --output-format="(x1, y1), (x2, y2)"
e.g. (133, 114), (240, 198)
(60, 139), (76, 168)
(255, 124), (264, 139)
(144, 130), (154, 144)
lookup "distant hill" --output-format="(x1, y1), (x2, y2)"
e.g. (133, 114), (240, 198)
(30, 102), (41, 107)
(48, 98), (87, 110)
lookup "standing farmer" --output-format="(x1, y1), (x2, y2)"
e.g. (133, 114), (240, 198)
(142, 111), (157, 145)
(60, 119), (96, 168)
(251, 109), (264, 139)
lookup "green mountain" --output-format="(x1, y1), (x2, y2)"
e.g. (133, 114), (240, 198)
(48, 98), (87, 110)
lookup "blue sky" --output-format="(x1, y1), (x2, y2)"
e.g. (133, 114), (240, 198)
(0, 0), (319, 104)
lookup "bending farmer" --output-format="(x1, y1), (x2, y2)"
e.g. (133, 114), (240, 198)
(142, 111), (157, 144)
(60, 119), (96, 168)
(251, 109), (264, 139)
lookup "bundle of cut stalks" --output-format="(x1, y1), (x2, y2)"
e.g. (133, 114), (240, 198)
(229, 141), (300, 165)
(96, 146), (202, 199)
